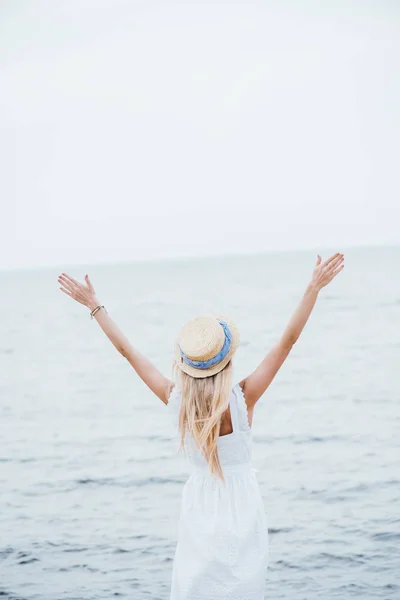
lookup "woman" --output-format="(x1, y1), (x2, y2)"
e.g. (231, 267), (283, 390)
(58, 251), (344, 600)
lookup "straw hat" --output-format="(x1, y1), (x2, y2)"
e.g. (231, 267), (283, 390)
(174, 315), (240, 378)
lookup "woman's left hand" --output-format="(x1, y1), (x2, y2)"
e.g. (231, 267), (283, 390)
(58, 273), (99, 310)
(310, 252), (344, 292)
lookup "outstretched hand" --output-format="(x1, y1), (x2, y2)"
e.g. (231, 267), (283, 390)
(58, 273), (99, 310)
(311, 252), (344, 292)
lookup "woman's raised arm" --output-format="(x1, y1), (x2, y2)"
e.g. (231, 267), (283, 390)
(58, 273), (173, 404)
(240, 252), (344, 407)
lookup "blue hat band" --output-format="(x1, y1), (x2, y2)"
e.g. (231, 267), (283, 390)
(179, 319), (232, 370)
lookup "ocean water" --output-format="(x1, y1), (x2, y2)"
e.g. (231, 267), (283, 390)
(1, 246), (399, 599)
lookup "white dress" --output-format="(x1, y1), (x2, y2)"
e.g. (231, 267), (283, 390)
(167, 383), (269, 600)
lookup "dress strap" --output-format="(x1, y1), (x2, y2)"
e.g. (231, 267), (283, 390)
(229, 387), (240, 432)
(233, 383), (252, 431)
(167, 385), (181, 428)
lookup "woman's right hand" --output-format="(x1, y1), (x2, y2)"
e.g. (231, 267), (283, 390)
(58, 273), (99, 311)
(310, 252), (344, 292)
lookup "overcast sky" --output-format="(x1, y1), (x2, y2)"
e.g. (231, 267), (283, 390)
(1, 0), (399, 270)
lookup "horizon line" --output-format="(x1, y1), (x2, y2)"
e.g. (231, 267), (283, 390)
(1, 241), (399, 274)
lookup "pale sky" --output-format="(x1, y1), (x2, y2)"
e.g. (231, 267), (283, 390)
(1, 0), (399, 270)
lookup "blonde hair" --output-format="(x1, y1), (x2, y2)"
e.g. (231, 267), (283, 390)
(173, 360), (233, 482)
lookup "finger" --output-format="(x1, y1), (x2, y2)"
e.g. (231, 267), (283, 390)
(60, 286), (72, 296)
(60, 286), (86, 305)
(326, 255), (344, 273)
(321, 252), (341, 268)
(58, 284), (77, 299)
(58, 277), (75, 293)
(334, 263), (345, 274)
(321, 252), (341, 269)
(58, 276), (76, 290)
(315, 254), (322, 266)
(58, 274), (77, 286)
(60, 272), (80, 286)
(323, 257), (343, 275)
(85, 274), (94, 291)
(330, 264), (344, 278)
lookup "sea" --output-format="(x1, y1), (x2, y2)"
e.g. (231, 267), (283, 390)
(1, 246), (399, 599)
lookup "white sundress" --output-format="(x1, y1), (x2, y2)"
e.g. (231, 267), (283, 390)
(167, 383), (269, 600)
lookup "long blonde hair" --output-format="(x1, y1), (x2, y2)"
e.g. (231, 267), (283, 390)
(173, 360), (233, 481)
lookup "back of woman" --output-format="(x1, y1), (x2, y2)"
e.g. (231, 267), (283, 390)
(58, 251), (344, 600)
(168, 379), (268, 599)
(168, 382), (253, 471)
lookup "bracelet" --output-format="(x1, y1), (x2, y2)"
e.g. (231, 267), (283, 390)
(90, 305), (106, 319)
